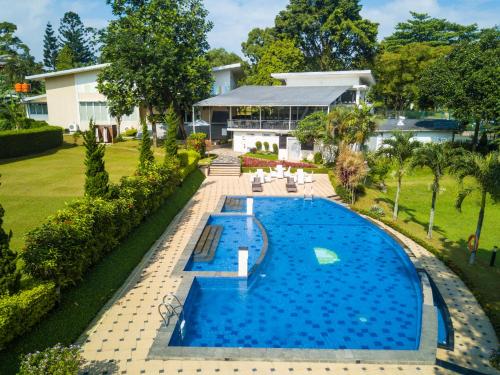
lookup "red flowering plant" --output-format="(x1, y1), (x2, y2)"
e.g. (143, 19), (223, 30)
(242, 156), (316, 168)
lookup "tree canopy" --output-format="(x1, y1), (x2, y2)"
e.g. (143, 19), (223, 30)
(206, 48), (242, 68)
(419, 28), (500, 147)
(241, 27), (276, 65)
(58, 11), (96, 66)
(244, 39), (305, 85)
(383, 12), (478, 51)
(274, 0), (378, 70)
(101, 0), (213, 145)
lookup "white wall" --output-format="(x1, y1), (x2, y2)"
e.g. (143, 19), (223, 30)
(283, 75), (361, 87)
(367, 132), (470, 151)
(233, 131), (280, 153)
(212, 70), (233, 95)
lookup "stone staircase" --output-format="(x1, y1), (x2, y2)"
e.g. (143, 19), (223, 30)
(209, 155), (241, 176)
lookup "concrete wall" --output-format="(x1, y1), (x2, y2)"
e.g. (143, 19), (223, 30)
(212, 70), (234, 95)
(233, 131), (281, 153)
(45, 74), (78, 128)
(284, 75), (361, 87)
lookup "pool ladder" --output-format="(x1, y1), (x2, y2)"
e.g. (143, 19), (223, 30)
(158, 294), (184, 327)
(304, 184), (314, 200)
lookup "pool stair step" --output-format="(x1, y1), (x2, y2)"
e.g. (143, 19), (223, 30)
(224, 197), (244, 211)
(193, 225), (223, 262)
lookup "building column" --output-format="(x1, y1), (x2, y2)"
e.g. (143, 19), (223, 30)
(208, 107), (212, 142)
(289, 106), (292, 130)
(259, 107), (262, 129)
(192, 106), (196, 134)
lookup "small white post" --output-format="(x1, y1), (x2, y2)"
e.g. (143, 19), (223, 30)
(238, 246), (248, 277)
(246, 197), (253, 215)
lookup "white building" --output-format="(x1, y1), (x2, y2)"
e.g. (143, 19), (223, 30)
(192, 70), (375, 161)
(367, 118), (467, 151)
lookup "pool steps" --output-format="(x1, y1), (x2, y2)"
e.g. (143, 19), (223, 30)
(193, 225), (222, 262)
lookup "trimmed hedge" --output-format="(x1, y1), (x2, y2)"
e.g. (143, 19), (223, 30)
(178, 149), (200, 179)
(0, 282), (57, 349)
(22, 159), (181, 287)
(0, 126), (63, 159)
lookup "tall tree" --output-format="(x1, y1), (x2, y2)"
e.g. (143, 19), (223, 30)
(419, 28), (500, 150)
(274, 0), (378, 70)
(241, 27), (276, 65)
(383, 12), (478, 51)
(206, 48), (242, 68)
(0, 176), (20, 296)
(96, 67), (136, 135)
(55, 44), (75, 71)
(377, 131), (420, 219)
(83, 120), (109, 197)
(101, 0), (213, 146)
(43, 22), (59, 70)
(138, 120), (155, 172)
(344, 103), (377, 149)
(58, 11), (95, 66)
(410, 143), (456, 238)
(450, 151), (500, 264)
(0, 22), (42, 92)
(164, 104), (179, 158)
(369, 43), (451, 113)
(244, 39), (305, 85)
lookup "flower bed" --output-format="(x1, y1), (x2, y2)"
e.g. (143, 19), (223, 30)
(242, 156), (316, 168)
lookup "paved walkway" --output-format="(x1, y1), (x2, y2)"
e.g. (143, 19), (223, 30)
(80, 174), (499, 375)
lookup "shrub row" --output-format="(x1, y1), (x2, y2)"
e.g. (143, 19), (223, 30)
(22, 159), (182, 287)
(178, 149), (200, 179)
(0, 126), (63, 159)
(0, 282), (57, 349)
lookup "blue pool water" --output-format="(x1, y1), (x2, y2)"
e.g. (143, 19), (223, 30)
(171, 197), (422, 350)
(185, 215), (264, 272)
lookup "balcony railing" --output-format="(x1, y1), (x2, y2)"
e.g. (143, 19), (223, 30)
(228, 120), (298, 131)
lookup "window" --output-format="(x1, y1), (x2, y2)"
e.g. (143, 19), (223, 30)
(79, 102), (110, 123)
(27, 103), (48, 115)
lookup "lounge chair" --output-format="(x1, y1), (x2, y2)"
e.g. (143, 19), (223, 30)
(256, 169), (271, 183)
(305, 170), (313, 183)
(286, 177), (297, 193)
(269, 167), (277, 179)
(284, 166), (292, 178)
(252, 177), (263, 192)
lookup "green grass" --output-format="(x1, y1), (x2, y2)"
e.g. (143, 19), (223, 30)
(0, 169), (205, 375)
(243, 152), (278, 161)
(352, 168), (500, 337)
(0, 137), (165, 251)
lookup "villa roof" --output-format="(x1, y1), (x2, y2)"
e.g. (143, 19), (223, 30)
(377, 118), (460, 133)
(26, 63), (110, 81)
(212, 63), (242, 72)
(194, 85), (350, 107)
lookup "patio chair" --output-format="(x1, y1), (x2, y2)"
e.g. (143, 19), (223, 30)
(256, 169), (267, 183)
(284, 166), (292, 178)
(269, 167), (277, 179)
(296, 169), (305, 185)
(275, 165), (284, 179)
(286, 176), (297, 193)
(305, 170), (313, 183)
(252, 177), (263, 192)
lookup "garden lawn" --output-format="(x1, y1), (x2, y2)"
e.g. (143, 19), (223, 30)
(353, 168), (500, 337)
(0, 137), (165, 251)
(0, 169), (205, 374)
(243, 152), (278, 161)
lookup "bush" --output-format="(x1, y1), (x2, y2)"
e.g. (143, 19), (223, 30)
(255, 141), (262, 151)
(123, 128), (137, 137)
(178, 149), (200, 179)
(263, 141), (269, 151)
(23, 160), (181, 287)
(0, 126), (63, 159)
(18, 344), (82, 375)
(187, 133), (206, 157)
(272, 144), (278, 154)
(0, 283), (57, 349)
(369, 204), (385, 219)
(313, 152), (323, 165)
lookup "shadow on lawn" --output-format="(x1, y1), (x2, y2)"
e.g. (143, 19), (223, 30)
(0, 141), (78, 165)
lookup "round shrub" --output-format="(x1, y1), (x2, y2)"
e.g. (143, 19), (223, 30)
(313, 152), (323, 165)
(18, 344), (82, 375)
(187, 133), (206, 157)
(272, 143), (278, 154)
(255, 141), (262, 151)
(263, 141), (269, 151)
(123, 128), (137, 137)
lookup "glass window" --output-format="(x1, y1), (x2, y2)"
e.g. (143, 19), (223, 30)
(79, 102), (110, 123)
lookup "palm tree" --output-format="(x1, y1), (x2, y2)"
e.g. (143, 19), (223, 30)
(450, 151), (500, 264)
(377, 131), (420, 220)
(411, 142), (456, 239)
(345, 103), (377, 150)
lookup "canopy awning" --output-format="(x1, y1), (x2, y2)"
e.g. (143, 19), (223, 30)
(194, 85), (350, 107)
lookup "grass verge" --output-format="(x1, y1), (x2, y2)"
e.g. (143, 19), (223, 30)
(243, 152), (278, 161)
(0, 169), (205, 375)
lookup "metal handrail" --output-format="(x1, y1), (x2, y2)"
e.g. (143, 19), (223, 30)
(158, 293), (184, 327)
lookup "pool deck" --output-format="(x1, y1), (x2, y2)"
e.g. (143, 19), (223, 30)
(79, 174), (499, 375)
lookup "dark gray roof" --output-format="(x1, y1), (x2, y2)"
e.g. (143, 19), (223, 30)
(194, 85), (350, 107)
(377, 119), (460, 133)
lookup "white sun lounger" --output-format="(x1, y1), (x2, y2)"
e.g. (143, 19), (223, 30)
(275, 165), (284, 179)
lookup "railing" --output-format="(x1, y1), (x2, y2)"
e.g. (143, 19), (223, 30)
(228, 120), (298, 131)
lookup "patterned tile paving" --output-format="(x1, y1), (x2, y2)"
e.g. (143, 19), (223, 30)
(79, 174), (499, 375)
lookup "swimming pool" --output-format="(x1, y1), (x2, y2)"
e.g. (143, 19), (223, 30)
(169, 197), (425, 351)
